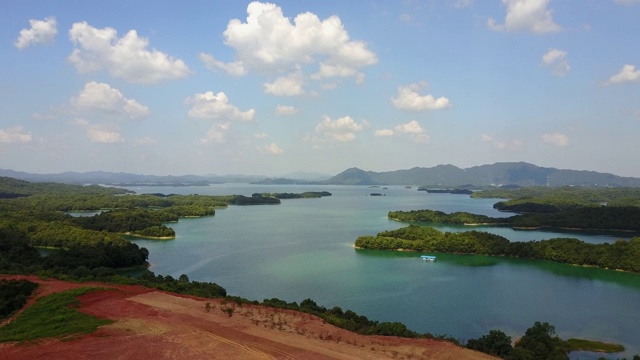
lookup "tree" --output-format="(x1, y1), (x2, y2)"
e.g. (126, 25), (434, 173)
(511, 322), (569, 360)
(467, 329), (513, 357)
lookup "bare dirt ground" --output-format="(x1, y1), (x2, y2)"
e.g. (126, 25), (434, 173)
(0, 275), (497, 360)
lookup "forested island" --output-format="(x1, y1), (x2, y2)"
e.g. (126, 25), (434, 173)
(388, 207), (640, 232)
(361, 186), (640, 273)
(355, 225), (640, 273)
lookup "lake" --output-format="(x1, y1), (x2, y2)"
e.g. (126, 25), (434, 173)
(126, 184), (640, 359)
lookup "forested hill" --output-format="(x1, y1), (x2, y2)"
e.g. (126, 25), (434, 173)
(322, 162), (640, 187)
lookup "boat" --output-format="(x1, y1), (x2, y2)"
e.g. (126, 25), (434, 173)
(421, 255), (436, 262)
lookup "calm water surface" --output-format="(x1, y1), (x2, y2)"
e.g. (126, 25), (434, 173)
(127, 184), (640, 359)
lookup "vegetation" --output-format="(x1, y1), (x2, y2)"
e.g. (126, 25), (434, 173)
(0, 279), (38, 320)
(0, 287), (112, 342)
(471, 186), (640, 210)
(467, 322), (632, 359)
(389, 209), (502, 225)
(258, 191), (332, 199)
(355, 225), (640, 273)
(565, 338), (626, 353)
(254, 297), (455, 340)
(389, 207), (640, 232)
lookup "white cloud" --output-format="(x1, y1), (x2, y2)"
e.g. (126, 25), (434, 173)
(254, 132), (269, 139)
(391, 82), (451, 111)
(264, 72), (306, 96)
(487, 0), (562, 34)
(374, 129), (394, 137)
(480, 134), (494, 142)
(86, 127), (124, 143)
(311, 63), (360, 81)
(494, 140), (523, 150)
(199, 53), (246, 76)
(606, 64), (640, 85)
(0, 126), (32, 143)
(211, 2), (377, 82)
(15, 17), (57, 49)
(542, 133), (570, 146)
(70, 82), (150, 119)
(68, 21), (190, 84)
(135, 137), (156, 145)
(315, 115), (368, 142)
(541, 48), (570, 77)
(394, 120), (430, 143)
(201, 123), (231, 144)
(399, 14), (414, 23)
(450, 0), (475, 8)
(481, 134), (522, 150)
(186, 91), (255, 121)
(275, 104), (298, 116)
(259, 143), (285, 155)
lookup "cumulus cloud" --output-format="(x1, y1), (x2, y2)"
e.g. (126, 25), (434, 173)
(0, 126), (32, 143)
(264, 72), (306, 96)
(208, 2), (377, 83)
(15, 17), (57, 49)
(70, 82), (150, 119)
(606, 64), (640, 85)
(68, 21), (190, 84)
(542, 133), (570, 146)
(259, 143), (285, 155)
(199, 53), (246, 76)
(391, 82), (451, 111)
(374, 129), (394, 137)
(394, 120), (430, 143)
(487, 0), (562, 34)
(86, 127), (124, 143)
(186, 91), (255, 121)
(481, 134), (522, 150)
(315, 115), (368, 142)
(201, 123), (231, 144)
(275, 104), (298, 116)
(541, 48), (570, 76)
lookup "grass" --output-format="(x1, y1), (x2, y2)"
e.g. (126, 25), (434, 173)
(567, 338), (625, 353)
(0, 287), (112, 342)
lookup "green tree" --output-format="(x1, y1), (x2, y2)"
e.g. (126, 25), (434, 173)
(467, 329), (513, 357)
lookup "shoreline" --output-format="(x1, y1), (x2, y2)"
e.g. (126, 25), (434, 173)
(123, 232), (175, 240)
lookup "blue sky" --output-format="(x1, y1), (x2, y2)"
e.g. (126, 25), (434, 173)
(1, 0), (639, 177)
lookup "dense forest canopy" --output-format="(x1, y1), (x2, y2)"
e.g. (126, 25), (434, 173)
(355, 225), (640, 273)
(388, 207), (640, 232)
(471, 186), (640, 209)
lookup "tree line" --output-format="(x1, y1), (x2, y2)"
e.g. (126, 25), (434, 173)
(355, 225), (640, 273)
(389, 207), (640, 232)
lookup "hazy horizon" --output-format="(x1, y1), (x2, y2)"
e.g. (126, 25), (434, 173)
(2, 1), (639, 177)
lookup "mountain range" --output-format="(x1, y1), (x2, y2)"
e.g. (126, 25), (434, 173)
(321, 162), (640, 187)
(2, 162), (639, 187)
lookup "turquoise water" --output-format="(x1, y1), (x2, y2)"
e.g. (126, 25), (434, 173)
(127, 185), (640, 358)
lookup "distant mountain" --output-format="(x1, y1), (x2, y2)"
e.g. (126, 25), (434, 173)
(0, 169), (265, 185)
(3, 162), (639, 187)
(278, 171), (331, 181)
(322, 162), (640, 187)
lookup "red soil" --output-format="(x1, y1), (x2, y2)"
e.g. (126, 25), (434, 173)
(0, 275), (497, 360)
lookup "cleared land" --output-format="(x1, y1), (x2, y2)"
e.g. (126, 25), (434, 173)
(0, 275), (496, 360)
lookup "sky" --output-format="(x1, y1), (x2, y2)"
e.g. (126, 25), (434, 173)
(1, 0), (639, 177)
